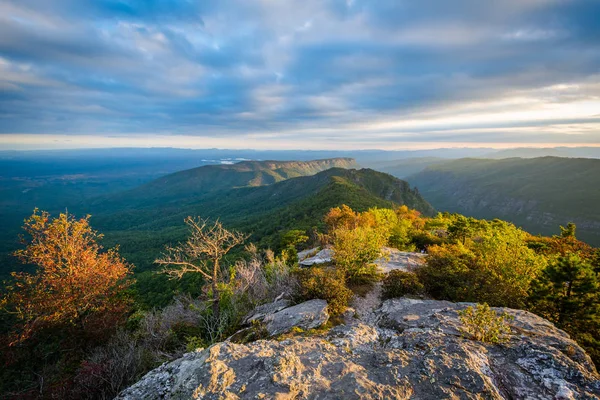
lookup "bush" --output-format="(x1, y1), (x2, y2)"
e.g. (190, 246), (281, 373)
(458, 303), (513, 344)
(418, 228), (546, 309)
(331, 226), (386, 283)
(382, 270), (424, 300)
(295, 267), (353, 316)
(416, 244), (478, 302)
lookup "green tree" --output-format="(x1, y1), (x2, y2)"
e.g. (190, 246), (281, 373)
(418, 219), (546, 308)
(529, 254), (600, 365)
(447, 215), (476, 244)
(280, 230), (309, 266)
(280, 229), (309, 249)
(560, 222), (577, 239)
(530, 254), (599, 329)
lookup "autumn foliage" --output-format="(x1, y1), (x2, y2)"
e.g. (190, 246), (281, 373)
(2, 210), (133, 344)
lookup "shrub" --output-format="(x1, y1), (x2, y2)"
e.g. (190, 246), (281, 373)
(295, 267), (353, 316)
(418, 222), (546, 309)
(331, 225), (386, 283)
(409, 231), (444, 251)
(458, 303), (513, 344)
(382, 270), (425, 300)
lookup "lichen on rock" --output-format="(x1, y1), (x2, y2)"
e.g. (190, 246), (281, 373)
(117, 298), (600, 400)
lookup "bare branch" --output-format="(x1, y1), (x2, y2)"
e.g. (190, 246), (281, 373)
(154, 216), (248, 287)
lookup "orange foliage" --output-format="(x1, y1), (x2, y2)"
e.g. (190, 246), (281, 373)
(2, 210), (133, 343)
(324, 204), (377, 231)
(396, 205), (425, 229)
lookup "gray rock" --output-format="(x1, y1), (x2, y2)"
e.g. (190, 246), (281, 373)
(118, 298), (600, 400)
(374, 247), (426, 273)
(297, 247), (320, 261)
(263, 299), (329, 336)
(298, 248), (333, 266)
(242, 299), (291, 325)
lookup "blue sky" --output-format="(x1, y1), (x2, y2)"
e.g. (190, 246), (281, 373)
(1, 0), (599, 150)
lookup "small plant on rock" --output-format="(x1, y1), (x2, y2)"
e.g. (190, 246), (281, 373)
(458, 303), (513, 344)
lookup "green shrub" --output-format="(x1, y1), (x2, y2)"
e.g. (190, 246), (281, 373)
(295, 267), (353, 316)
(382, 270), (424, 300)
(458, 303), (513, 344)
(331, 225), (386, 283)
(409, 231), (444, 251)
(418, 230), (546, 309)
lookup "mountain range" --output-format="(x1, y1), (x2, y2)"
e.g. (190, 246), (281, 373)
(91, 161), (433, 274)
(406, 156), (600, 244)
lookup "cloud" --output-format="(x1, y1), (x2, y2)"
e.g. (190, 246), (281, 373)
(0, 0), (599, 149)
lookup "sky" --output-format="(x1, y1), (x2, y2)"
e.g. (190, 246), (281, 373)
(1, 0), (599, 150)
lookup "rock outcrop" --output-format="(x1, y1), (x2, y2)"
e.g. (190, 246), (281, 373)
(298, 246), (426, 272)
(375, 247), (426, 273)
(118, 298), (600, 399)
(242, 298), (291, 325)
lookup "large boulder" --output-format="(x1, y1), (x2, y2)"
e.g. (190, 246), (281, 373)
(118, 298), (600, 399)
(298, 246), (426, 271)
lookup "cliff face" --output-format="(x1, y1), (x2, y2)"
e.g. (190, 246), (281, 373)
(118, 298), (600, 399)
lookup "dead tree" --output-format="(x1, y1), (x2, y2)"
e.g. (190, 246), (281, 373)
(155, 217), (248, 318)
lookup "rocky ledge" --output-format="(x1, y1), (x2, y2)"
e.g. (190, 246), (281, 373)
(118, 298), (600, 399)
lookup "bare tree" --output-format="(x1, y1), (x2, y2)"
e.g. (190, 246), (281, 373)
(155, 217), (248, 318)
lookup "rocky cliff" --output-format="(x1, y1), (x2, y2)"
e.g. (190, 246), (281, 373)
(118, 298), (600, 399)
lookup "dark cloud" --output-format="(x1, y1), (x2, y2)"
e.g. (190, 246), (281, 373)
(0, 0), (599, 147)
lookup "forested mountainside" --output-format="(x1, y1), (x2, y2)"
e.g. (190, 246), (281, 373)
(92, 167), (434, 279)
(373, 157), (448, 179)
(407, 157), (600, 245)
(91, 158), (359, 209)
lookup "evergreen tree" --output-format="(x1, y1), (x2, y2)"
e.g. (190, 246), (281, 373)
(529, 254), (600, 365)
(560, 222), (577, 239)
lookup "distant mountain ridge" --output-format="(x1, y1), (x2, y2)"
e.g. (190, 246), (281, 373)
(92, 158), (358, 210)
(407, 156), (600, 244)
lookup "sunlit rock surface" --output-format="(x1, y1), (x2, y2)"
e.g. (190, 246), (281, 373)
(118, 298), (600, 399)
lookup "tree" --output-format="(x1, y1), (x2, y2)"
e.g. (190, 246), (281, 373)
(280, 229), (309, 266)
(331, 225), (386, 283)
(155, 217), (248, 318)
(448, 215), (477, 245)
(2, 209), (132, 343)
(560, 222), (577, 239)
(530, 254), (599, 328)
(529, 254), (600, 365)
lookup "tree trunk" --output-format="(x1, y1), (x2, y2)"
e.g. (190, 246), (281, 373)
(212, 259), (220, 319)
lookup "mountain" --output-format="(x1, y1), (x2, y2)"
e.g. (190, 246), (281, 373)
(91, 167), (434, 276)
(371, 157), (448, 179)
(92, 158), (359, 210)
(484, 147), (600, 159)
(407, 156), (600, 244)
